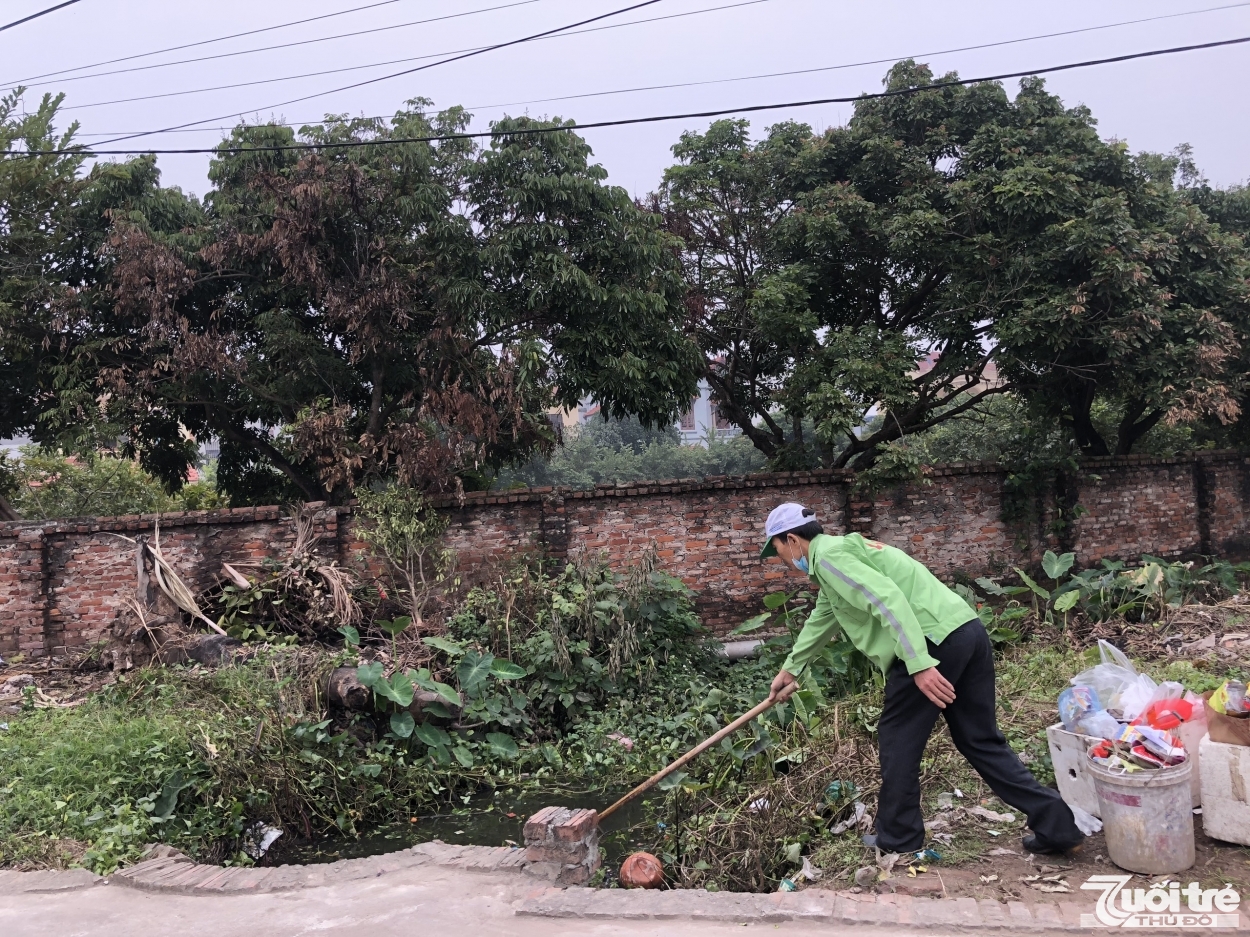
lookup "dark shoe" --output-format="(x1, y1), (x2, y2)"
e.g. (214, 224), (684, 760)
(1022, 833), (1084, 856)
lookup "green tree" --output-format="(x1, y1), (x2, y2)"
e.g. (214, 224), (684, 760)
(82, 106), (699, 504)
(496, 415), (765, 489)
(659, 63), (1250, 469)
(9, 446), (174, 520)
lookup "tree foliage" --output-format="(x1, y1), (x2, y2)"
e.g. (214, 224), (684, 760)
(28, 101), (700, 504)
(658, 63), (1250, 468)
(496, 415), (765, 489)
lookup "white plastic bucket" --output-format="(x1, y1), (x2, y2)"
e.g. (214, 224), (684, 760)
(1089, 758), (1194, 874)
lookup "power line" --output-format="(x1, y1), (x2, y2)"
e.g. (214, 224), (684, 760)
(1, 0), (83, 33)
(9, 0), (549, 89)
(15, 34), (1250, 158)
(7, 0), (409, 83)
(68, 0), (1250, 138)
(55, 0), (773, 114)
(87, 0), (672, 148)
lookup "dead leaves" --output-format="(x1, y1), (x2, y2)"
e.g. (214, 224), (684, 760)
(1020, 872), (1073, 893)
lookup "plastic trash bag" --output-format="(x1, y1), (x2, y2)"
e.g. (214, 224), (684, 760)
(1058, 685), (1100, 732)
(1076, 709), (1124, 739)
(1120, 674), (1160, 722)
(1069, 803), (1103, 836)
(1071, 639), (1157, 719)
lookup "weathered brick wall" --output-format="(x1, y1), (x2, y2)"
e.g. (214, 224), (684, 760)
(4, 451), (1249, 657)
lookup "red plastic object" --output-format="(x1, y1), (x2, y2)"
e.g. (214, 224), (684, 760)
(1135, 699), (1193, 731)
(620, 851), (664, 889)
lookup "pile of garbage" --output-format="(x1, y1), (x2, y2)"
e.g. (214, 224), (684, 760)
(1058, 641), (1207, 775)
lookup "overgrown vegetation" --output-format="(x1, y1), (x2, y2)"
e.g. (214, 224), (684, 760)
(0, 446), (228, 520)
(8, 540), (1245, 887)
(496, 415), (765, 490)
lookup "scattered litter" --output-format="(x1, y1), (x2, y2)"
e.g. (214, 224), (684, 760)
(875, 851), (902, 876)
(830, 802), (869, 835)
(1194, 807), (1203, 815)
(748, 798), (770, 813)
(980, 874), (999, 884)
(987, 848), (1023, 857)
(936, 792), (955, 810)
(777, 878), (797, 892)
(0, 723), (7, 731)
(986, 830), (1002, 836)
(930, 832), (954, 846)
(915, 848), (941, 863)
(967, 806), (1017, 824)
(954, 789), (964, 798)
(607, 733), (635, 752)
(241, 822), (283, 859)
(1021, 872), (1072, 893)
(825, 780), (857, 802)
(454, 829), (465, 835)
(798, 857), (823, 882)
(1070, 804), (1103, 835)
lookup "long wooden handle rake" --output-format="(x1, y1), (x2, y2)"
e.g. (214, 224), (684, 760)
(597, 689), (792, 824)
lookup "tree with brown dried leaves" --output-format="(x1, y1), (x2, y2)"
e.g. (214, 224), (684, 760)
(57, 103), (700, 503)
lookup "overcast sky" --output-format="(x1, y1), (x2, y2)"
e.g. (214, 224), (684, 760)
(4, 0), (1250, 200)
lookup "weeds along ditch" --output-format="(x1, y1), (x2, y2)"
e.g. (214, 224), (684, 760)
(3, 500), (1249, 891)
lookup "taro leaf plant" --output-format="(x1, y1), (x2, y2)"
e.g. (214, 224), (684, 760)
(971, 549), (1078, 635)
(353, 634), (530, 767)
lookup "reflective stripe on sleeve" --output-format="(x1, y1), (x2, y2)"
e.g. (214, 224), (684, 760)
(818, 558), (918, 662)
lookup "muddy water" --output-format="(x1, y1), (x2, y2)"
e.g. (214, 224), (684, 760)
(270, 785), (654, 867)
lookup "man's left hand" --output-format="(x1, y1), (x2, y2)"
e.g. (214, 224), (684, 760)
(913, 666), (956, 708)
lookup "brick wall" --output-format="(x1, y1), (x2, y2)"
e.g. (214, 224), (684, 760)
(4, 451), (1249, 657)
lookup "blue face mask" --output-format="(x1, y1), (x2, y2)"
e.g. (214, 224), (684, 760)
(793, 556), (809, 574)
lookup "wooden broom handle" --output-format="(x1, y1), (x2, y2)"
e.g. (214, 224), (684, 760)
(597, 691), (789, 824)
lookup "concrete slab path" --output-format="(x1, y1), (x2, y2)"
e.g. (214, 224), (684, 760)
(0, 861), (1034, 937)
(2, 846), (1245, 936)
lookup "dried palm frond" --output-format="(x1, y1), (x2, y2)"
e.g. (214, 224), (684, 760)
(149, 522), (227, 635)
(316, 563), (361, 626)
(108, 526), (227, 636)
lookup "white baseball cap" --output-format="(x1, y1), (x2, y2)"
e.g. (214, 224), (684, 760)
(760, 502), (817, 559)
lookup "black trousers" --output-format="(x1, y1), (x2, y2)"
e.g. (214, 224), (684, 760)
(874, 619), (1082, 852)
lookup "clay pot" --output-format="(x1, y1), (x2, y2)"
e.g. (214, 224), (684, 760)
(619, 851), (664, 889)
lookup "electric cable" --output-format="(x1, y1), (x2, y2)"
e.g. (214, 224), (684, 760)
(7, 0), (410, 82)
(1, 0), (83, 34)
(86, 0), (671, 147)
(67, 0), (1250, 136)
(7, 0), (550, 89)
(13, 33), (1249, 158)
(55, 0), (773, 113)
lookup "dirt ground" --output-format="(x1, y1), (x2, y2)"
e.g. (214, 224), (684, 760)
(0, 652), (116, 716)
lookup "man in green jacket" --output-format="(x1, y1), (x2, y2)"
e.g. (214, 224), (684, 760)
(762, 502), (1082, 855)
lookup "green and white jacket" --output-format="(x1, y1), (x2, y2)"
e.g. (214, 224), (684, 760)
(781, 533), (973, 677)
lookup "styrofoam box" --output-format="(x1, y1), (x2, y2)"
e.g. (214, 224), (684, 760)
(1048, 723), (1102, 817)
(1199, 735), (1250, 846)
(1047, 722), (1203, 819)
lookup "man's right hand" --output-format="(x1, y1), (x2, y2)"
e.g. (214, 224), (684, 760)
(769, 669), (799, 703)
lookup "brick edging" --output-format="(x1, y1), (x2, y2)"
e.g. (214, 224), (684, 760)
(516, 886), (1250, 931)
(6, 855), (1249, 932)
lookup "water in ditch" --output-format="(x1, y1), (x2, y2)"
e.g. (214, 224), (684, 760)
(268, 783), (655, 868)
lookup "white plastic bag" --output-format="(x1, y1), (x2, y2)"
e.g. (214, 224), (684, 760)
(1072, 640), (1145, 715)
(1150, 681), (1185, 705)
(1120, 674), (1160, 722)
